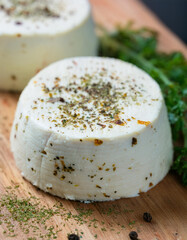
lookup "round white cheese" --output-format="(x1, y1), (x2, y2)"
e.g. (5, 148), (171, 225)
(10, 57), (173, 201)
(0, 0), (98, 91)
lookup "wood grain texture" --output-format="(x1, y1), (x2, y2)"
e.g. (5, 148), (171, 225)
(0, 0), (187, 239)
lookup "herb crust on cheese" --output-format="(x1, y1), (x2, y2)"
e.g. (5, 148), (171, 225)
(11, 57), (173, 201)
(0, 0), (98, 91)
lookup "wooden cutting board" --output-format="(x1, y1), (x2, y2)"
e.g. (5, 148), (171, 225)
(0, 0), (186, 239)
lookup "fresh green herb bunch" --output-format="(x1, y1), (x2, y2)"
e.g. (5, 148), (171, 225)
(99, 24), (187, 185)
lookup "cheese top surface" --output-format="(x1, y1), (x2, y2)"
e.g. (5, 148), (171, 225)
(21, 57), (163, 139)
(0, 0), (90, 35)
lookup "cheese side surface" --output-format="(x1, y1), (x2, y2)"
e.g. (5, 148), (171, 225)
(0, 0), (98, 91)
(10, 57), (173, 201)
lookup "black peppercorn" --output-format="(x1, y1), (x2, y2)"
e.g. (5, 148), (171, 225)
(68, 233), (80, 240)
(143, 212), (152, 222)
(129, 231), (138, 240)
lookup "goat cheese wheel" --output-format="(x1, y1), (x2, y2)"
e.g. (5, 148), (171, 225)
(10, 57), (173, 201)
(0, 0), (98, 91)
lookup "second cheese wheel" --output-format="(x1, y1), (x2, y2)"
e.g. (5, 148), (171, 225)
(0, 0), (98, 91)
(11, 57), (173, 201)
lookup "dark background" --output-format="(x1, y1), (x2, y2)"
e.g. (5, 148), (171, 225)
(142, 0), (187, 43)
